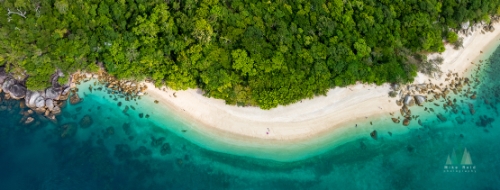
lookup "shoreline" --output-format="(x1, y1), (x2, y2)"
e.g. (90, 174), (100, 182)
(145, 22), (500, 143)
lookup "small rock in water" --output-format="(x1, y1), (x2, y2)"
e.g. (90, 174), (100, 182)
(154, 100), (159, 104)
(388, 132), (392, 136)
(130, 106), (136, 110)
(75, 106), (83, 112)
(139, 113), (144, 118)
(24, 117), (34, 125)
(370, 130), (377, 140)
(182, 130), (187, 133)
(145, 114), (150, 118)
(403, 119), (410, 126)
(117, 102), (122, 107)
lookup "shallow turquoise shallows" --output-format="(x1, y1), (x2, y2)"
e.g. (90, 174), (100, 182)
(1, 45), (500, 189)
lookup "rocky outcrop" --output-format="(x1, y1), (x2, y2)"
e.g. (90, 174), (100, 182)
(9, 84), (27, 99)
(2, 78), (14, 94)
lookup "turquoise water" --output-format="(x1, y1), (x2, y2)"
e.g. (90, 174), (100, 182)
(1, 48), (500, 189)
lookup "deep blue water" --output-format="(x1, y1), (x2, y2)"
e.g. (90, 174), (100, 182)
(1, 46), (500, 189)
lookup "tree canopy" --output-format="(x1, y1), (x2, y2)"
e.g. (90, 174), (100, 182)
(1, 0), (500, 108)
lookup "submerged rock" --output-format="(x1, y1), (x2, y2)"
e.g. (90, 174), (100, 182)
(134, 146), (152, 157)
(52, 106), (61, 115)
(106, 126), (115, 135)
(59, 123), (77, 138)
(122, 123), (132, 135)
(391, 118), (400, 123)
(151, 137), (165, 147)
(476, 115), (494, 127)
(160, 143), (172, 155)
(69, 92), (81, 105)
(79, 115), (93, 128)
(437, 113), (447, 122)
(34, 107), (46, 114)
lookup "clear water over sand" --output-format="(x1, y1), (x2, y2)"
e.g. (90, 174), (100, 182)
(1, 47), (500, 189)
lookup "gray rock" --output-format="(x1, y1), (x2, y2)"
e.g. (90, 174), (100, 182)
(414, 95), (426, 106)
(35, 96), (45, 108)
(2, 79), (14, 94)
(9, 84), (27, 99)
(26, 91), (40, 108)
(62, 87), (71, 95)
(404, 95), (413, 105)
(45, 87), (61, 100)
(46, 99), (54, 111)
(0, 68), (7, 84)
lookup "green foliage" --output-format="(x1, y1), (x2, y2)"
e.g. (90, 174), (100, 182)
(1, 0), (500, 109)
(57, 75), (69, 85)
(447, 31), (459, 44)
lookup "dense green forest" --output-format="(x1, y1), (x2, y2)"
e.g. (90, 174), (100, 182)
(1, 0), (500, 109)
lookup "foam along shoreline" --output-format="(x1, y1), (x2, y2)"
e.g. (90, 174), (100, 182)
(138, 22), (500, 161)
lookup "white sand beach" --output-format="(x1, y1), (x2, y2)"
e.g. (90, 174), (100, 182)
(145, 22), (500, 141)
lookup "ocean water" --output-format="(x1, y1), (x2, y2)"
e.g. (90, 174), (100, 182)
(1, 49), (500, 189)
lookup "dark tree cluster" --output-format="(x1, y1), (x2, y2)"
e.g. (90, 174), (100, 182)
(1, 0), (500, 109)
